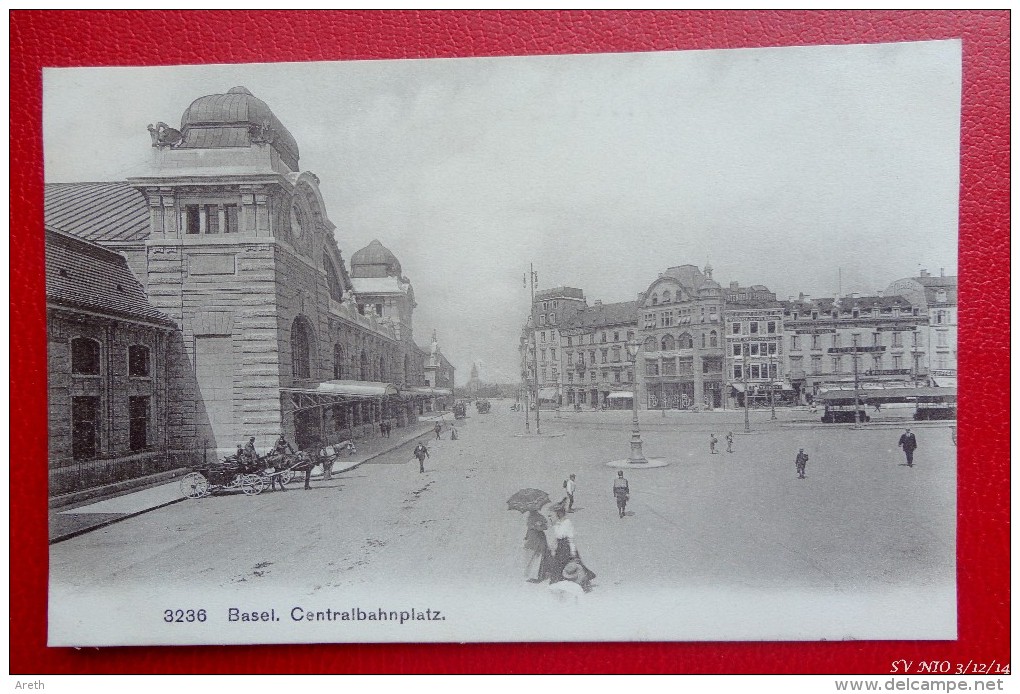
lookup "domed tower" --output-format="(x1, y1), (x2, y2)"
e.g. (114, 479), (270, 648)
(350, 239), (402, 279)
(127, 86), (354, 455)
(350, 239), (415, 342)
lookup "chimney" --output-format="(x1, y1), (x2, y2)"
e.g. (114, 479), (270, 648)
(851, 292), (859, 299)
(730, 281), (739, 290)
(594, 299), (602, 307)
(940, 267), (945, 277)
(920, 268), (930, 278)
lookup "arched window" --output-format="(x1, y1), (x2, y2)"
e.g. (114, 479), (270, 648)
(678, 333), (693, 349)
(379, 355), (387, 382)
(128, 344), (150, 377)
(333, 344), (345, 380)
(71, 337), (101, 375)
(324, 253), (343, 303)
(291, 316), (314, 380)
(651, 294), (659, 306)
(404, 354), (411, 384)
(662, 290), (671, 303)
(661, 334), (676, 351)
(701, 333), (707, 349)
(643, 336), (657, 352)
(360, 350), (368, 381)
(709, 330), (718, 348)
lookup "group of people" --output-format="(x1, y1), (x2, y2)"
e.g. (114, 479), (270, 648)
(708, 432), (736, 454)
(793, 428), (921, 479)
(523, 501), (597, 593)
(522, 470), (637, 593)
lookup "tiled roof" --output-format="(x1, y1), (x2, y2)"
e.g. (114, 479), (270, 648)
(46, 229), (175, 327)
(566, 301), (638, 329)
(915, 276), (958, 305)
(779, 295), (916, 313)
(45, 182), (150, 243)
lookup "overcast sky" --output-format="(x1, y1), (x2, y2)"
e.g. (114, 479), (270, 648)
(44, 40), (960, 385)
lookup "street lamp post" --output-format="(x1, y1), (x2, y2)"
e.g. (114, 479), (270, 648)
(626, 338), (648, 464)
(742, 343), (751, 433)
(769, 353), (777, 421)
(852, 334), (862, 427)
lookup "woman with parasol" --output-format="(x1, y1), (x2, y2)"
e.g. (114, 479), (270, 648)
(507, 488), (553, 583)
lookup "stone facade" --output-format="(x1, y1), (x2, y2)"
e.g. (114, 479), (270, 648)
(48, 86), (445, 466)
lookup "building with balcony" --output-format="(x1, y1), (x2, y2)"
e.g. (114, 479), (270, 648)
(781, 292), (929, 402)
(526, 286), (586, 405)
(558, 299), (639, 408)
(636, 264), (726, 410)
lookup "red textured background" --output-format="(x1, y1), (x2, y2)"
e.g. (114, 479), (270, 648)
(10, 10), (1009, 674)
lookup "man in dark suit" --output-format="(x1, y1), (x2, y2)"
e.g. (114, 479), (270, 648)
(898, 428), (918, 467)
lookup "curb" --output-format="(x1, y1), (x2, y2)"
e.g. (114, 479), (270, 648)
(49, 496), (187, 545)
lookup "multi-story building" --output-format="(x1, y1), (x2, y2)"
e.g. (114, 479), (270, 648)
(636, 264), (726, 410)
(45, 86), (443, 485)
(724, 291), (789, 408)
(781, 293), (929, 402)
(886, 269), (957, 387)
(558, 300), (638, 408)
(528, 286), (586, 405)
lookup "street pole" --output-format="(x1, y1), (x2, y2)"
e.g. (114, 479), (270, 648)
(769, 353), (777, 420)
(530, 263), (541, 436)
(852, 334), (861, 427)
(628, 338), (647, 463)
(743, 343), (750, 433)
(522, 379), (530, 433)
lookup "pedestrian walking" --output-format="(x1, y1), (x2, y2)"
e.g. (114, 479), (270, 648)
(709, 434), (718, 454)
(612, 471), (630, 518)
(413, 443), (429, 473)
(726, 431), (734, 453)
(564, 474), (577, 513)
(898, 428), (918, 467)
(795, 448), (808, 479)
(450, 427), (458, 441)
(434, 422), (442, 440)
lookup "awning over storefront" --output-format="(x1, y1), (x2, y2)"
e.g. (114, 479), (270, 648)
(538, 387), (558, 400)
(407, 386), (453, 398)
(730, 382), (745, 393)
(778, 380), (795, 391)
(281, 380), (400, 411)
(606, 391), (633, 400)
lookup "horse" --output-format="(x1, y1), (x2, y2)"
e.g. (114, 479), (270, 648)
(284, 441), (358, 489)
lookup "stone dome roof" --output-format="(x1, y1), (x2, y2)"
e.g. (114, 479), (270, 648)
(178, 86), (300, 170)
(350, 239), (402, 278)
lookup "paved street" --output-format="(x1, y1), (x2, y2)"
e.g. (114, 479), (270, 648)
(49, 401), (956, 644)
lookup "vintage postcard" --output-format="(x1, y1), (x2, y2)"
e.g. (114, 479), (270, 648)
(45, 40), (961, 645)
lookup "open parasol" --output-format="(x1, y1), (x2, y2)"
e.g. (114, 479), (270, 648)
(506, 488), (551, 512)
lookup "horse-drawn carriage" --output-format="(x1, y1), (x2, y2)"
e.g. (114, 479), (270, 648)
(453, 402), (467, 419)
(179, 440), (357, 498)
(475, 399), (491, 414)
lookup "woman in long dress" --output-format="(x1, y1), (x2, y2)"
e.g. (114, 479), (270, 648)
(547, 504), (596, 592)
(523, 510), (550, 582)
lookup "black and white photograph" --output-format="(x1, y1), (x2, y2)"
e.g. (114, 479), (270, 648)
(44, 40), (960, 645)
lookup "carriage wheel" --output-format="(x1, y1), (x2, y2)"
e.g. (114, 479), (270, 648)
(241, 474), (263, 496)
(180, 473), (209, 499)
(279, 469), (296, 485)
